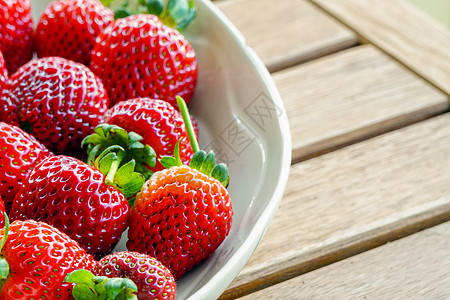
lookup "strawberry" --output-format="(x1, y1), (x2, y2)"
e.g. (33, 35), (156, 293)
(0, 218), (96, 299)
(36, 0), (114, 66)
(102, 98), (194, 172)
(0, 0), (34, 74)
(10, 124), (156, 258)
(0, 196), (5, 227)
(0, 56), (109, 156)
(127, 97), (233, 279)
(0, 50), (8, 91)
(95, 251), (176, 299)
(0, 122), (52, 212)
(90, 13), (198, 107)
(9, 155), (130, 258)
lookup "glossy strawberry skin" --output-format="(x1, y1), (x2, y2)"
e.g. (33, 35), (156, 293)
(36, 0), (114, 66)
(103, 98), (194, 172)
(127, 165), (233, 279)
(0, 122), (53, 212)
(0, 219), (96, 299)
(0, 195), (5, 227)
(0, 50), (8, 90)
(0, 0), (34, 74)
(90, 14), (198, 107)
(96, 251), (176, 299)
(10, 155), (130, 258)
(1, 57), (109, 155)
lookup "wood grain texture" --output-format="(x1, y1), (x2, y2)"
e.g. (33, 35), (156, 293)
(239, 221), (450, 299)
(274, 44), (448, 163)
(220, 114), (450, 299)
(215, 0), (358, 72)
(311, 0), (450, 95)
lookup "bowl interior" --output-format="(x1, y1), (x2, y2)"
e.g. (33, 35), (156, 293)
(29, 1), (291, 299)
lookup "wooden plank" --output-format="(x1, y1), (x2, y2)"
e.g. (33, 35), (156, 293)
(311, 0), (450, 95)
(239, 221), (450, 299)
(216, 0), (358, 72)
(219, 113), (450, 299)
(274, 44), (448, 163)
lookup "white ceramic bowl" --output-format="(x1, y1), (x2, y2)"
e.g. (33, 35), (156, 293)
(30, 1), (291, 299)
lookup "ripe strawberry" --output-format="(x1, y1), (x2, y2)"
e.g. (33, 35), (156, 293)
(10, 124), (156, 258)
(0, 0), (34, 74)
(0, 196), (5, 227)
(90, 14), (198, 107)
(9, 155), (131, 258)
(127, 97), (232, 279)
(0, 50), (8, 90)
(1, 56), (109, 155)
(0, 218), (96, 299)
(0, 122), (52, 212)
(95, 251), (176, 299)
(102, 98), (194, 172)
(36, 0), (114, 66)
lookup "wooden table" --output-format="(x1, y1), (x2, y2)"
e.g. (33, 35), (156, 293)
(213, 0), (450, 298)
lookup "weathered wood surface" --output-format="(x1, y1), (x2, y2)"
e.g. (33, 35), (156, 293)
(239, 221), (450, 299)
(220, 114), (450, 299)
(311, 0), (450, 95)
(274, 44), (448, 163)
(216, 0), (358, 72)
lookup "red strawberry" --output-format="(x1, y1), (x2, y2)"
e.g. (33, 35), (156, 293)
(36, 0), (114, 66)
(10, 123), (156, 258)
(1, 56), (109, 155)
(90, 14), (198, 107)
(0, 50), (8, 90)
(95, 251), (176, 299)
(0, 0), (34, 74)
(10, 155), (131, 258)
(0, 219), (96, 299)
(127, 97), (233, 279)
(0, 122), (52, 212)
(0, 196), (5, 227)
(102, 98), (194, 172)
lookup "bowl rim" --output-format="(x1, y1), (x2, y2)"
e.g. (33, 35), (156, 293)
(187, 1), (292, 299)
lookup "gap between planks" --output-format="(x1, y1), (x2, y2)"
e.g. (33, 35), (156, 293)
(273, 44), (449, 164)
(308, 0), (450, 97)
(239, 219), (450, 299)
(215, 0), (358, 72)
(219, 113), (450, 299)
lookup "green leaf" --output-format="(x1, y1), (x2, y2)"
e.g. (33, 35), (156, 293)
(211, 163), (229, 185)
(118, 173), (145, 199)
(104, 278), (138, 299)
(146, 0), (164, 15)
(200, 151), (216, 175)
(160, 156), (178, 169)
(97, 153), (117, 176)
(72, 284), (99, 300)
(0, 258), (9, 280)
(190, 150), (206, 170)
(115, 160), (136, 185)
(65, 270), (95, 287)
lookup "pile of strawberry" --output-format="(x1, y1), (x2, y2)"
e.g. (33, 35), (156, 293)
(0, 0), (233, 299)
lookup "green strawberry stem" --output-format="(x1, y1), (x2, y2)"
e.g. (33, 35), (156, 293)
(0, 213), (10, 283)
(102, 0), (196, 31)
(162, 96), (230, 187)
(82, 124), (157, 202)
(176, 95), (199, 153)
(65, 269), (138, 300)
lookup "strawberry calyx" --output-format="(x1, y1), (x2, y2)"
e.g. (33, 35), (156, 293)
(102, 0), (196, 31)
(0, 213), (9, 285)
(65, 269), (138, 300)
(82, 124), (156, 202)
(161, 96), (230, 187)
